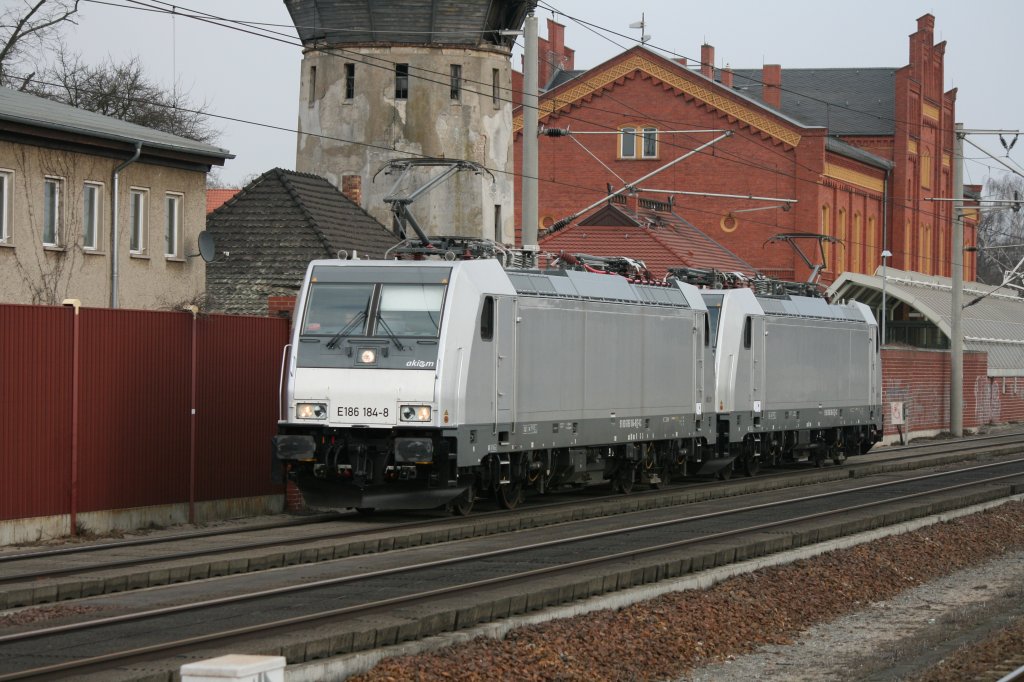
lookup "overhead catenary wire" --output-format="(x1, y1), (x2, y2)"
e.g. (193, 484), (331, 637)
(58, 0), (1019, 270)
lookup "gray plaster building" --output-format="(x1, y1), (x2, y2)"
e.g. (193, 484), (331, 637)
(0, 87), (232, 309)
(285, 0), (531, 241)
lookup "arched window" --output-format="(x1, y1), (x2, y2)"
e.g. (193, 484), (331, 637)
(821, 205), (831, 271)
(619, 127), (637, 158)
(919, 223), (931, 273)
(851, 212), (862, 273)
(836, 208), (847, 273)
(866, 216), (877, 273)
(641, 127), (658, 158)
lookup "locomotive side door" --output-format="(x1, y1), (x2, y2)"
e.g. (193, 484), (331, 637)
(694, 312), (705, 414)
(494, 296), (517, 436)
(750, 315), (766, 414)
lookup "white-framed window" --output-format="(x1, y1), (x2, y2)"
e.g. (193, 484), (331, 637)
(129, 187), (147, 254)
(0, 169), (11, 243)
(620, 127), (637, 158)
(641, 127), (658, 158)
(43, 176), (63, 246)
(165, 193), (182, 258)
(82, 182), (102, 250)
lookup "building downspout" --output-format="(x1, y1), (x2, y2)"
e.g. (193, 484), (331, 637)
(110, 142), (142, 308)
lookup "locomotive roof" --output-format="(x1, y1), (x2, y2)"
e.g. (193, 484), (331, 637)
(756, 294), (869, 323)
(507, 269), (698, 308)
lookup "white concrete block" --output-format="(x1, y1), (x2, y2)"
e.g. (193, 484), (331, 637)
(181, 654), (286, 681)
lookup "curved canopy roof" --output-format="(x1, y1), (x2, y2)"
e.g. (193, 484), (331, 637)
(828, 267), (1024, 376)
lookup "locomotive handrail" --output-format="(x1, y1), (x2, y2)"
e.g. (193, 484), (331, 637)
(278, 344), (292, 422)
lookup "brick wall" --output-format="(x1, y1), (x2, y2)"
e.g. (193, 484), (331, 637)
(882, 347), (1024, 438)
(268, 295), (296, 318)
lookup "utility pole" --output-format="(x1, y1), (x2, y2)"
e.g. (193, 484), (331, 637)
(521, 10), (539, 251)
(951, 123), (964, 437)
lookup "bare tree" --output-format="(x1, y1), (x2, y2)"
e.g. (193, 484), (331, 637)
(976, 173), (1024, 286)
(32, 47), (220, 144)
(0, 0), (79, 89)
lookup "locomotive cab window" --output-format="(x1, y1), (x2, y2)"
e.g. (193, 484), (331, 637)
(743, 316), (752, 349)
(302, 284), (373, 336)
(480, 296), (494, 340)
(377, 284), (444, 337)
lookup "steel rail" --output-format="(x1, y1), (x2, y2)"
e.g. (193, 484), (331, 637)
(2, 458), (1023, 682)
(2, 431), (1022, 588)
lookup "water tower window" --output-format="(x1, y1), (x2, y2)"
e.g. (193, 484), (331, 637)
(307, 65), (317, 106)
(395, 63), (409, 99)
(492, 68), (499, 107)
(344, 63), (355, 100)
(450, 64), (461, 100)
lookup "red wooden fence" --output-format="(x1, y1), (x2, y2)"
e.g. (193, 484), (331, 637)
(1, 303), (289, 524)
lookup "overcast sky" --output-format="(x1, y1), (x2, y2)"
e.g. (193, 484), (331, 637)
(64, 1), (1023, 189)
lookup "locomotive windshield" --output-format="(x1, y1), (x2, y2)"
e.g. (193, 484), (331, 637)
(295, 265), (451, 369)
(378, 284), (444, 337)
(301, 283), (445, 339)
(302, 284), (373, 336)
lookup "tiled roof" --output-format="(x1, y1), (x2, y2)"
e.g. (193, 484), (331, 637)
(205, 168), (399, 315)
(730, 68), (897, 136)
(206, 188), (240, 214)
(540, 202), (757, 278)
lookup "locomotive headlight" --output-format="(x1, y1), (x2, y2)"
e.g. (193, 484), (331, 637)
(295, 402), (327, 420)
(358, 348), (377, 364)
(400, 405), (432, 422)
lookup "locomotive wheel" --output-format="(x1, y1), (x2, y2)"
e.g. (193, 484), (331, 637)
(742, 455), (760, 477)
(355, 507), (376, 515)
(450, 485), (475, 516)
(496, 482), (522, 510)
(613, 470), (635, 494)
(717, 465), (732, 481)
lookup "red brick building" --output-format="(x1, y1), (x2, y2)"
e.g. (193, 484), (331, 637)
(513, 14), (976, 284)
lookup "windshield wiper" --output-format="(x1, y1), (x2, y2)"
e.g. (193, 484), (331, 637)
(374, 314), (406, 351)
(325, 310), (366, 349)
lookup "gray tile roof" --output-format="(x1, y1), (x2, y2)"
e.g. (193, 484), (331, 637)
(826, 136), (893, 171)
(0, 86), (232, 160)
(730, 68), (897, 136)
(205, 168), (399, 315)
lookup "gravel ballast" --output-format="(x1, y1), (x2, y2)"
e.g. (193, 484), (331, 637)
(346, 500), (1024, 682)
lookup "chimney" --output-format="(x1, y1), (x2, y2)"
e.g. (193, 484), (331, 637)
(721, 65), (733, 88)
(341, 175), (362, 205)
(548, 19), (564, 59)
(763, 64), (781, 109)
(700, 44), (714, 79)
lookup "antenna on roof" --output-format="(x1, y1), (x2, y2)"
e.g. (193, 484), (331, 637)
(628, 14), (651, 45)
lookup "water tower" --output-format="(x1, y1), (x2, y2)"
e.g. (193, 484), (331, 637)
(284, 0), (532, 241)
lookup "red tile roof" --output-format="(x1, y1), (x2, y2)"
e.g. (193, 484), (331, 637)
(539, 202), (757, 278)
(206, 188), (240, 214)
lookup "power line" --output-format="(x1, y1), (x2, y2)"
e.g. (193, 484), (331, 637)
(61, 0), (1006, 269)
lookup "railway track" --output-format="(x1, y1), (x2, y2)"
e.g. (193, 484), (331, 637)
(2, 431), (1023, 612)
(1, 456), (1022, 681)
